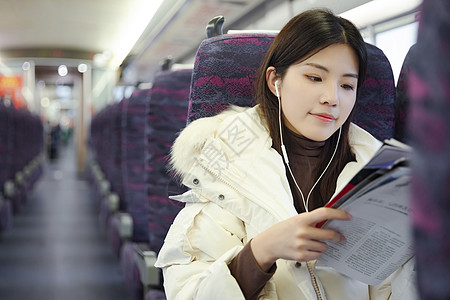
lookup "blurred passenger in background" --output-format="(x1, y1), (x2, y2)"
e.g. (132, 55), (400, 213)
(48, 122), (61, 160)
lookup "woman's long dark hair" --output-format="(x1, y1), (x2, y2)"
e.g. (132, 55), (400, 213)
(256, 8), (368, 204)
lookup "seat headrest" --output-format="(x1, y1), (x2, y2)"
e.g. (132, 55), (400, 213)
(353, 43), (396, 141)
(187, 33), (276, 124)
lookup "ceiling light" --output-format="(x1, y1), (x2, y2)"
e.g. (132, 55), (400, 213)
(340, 0), (421, 28)
(41, 97), (50, 108)
(22, 61), (31, 71)
(58, 65), (68, 77)
(109, 0), (164, 68)
(78, 63), (88, 73)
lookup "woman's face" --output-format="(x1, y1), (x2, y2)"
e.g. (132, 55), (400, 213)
(272, 43), (359, 141)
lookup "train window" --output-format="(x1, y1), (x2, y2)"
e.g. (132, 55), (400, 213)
(375, 21), (419, 84)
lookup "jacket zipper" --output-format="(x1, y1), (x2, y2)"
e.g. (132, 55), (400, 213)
(306, 261), (324, 300)
(200, 162), (325, 300)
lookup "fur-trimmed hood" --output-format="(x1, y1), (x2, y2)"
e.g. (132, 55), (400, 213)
(169, 105), (259, 180)
(169, 104), (382, 195)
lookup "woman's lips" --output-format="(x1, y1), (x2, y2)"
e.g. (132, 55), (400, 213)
(311, 113), (335, 123)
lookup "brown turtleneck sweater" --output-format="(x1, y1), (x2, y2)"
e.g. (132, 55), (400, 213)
(228, 127), (331, 300)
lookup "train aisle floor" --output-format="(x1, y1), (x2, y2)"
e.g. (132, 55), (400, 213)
(0, 144), (132, 300)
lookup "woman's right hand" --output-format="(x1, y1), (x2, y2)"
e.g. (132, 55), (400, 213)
(250, 207), (352, 271)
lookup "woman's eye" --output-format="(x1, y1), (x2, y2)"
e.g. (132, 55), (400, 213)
(341, 84), (354, 91)
(306, 75), (321, 82)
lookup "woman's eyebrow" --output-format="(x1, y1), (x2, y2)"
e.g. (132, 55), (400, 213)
(304, 62), (359, 79)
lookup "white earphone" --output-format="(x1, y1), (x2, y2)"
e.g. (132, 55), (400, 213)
(274, 78), (341, 212)
(275, 80), (280, 98)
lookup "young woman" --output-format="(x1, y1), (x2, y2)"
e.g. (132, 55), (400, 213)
(155, 9), (416, 300)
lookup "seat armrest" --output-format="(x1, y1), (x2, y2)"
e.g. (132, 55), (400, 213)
(133, 243), (160, 287)
(107, 193), (119, 212)
(99, 180), (110, 197)
(111, 212), (133, 240)
(4, 180), (15, 198)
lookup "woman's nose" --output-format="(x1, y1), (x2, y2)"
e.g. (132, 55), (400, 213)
(320, 83), (338, 105)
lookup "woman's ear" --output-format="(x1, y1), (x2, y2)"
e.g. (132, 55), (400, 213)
(266, 66), (279, 97)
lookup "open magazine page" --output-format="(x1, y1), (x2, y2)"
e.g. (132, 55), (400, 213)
(317, 167), (414, 285)
(324, 143), (411, 212)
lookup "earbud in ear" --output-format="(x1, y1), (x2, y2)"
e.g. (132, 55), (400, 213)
(275, 80), (280, 98)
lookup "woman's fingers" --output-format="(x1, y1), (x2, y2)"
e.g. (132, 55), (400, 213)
(251, 207), (351, 268)
(299, 226), (346, 244)
(301, 207), (352, 226)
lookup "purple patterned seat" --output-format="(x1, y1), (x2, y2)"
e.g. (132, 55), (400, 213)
(89, 105), (113, 205)
(145, 289), (166, 300)
(0, 101), (13, 231)
(186, 33), (276, 124)
(394, 44), (417, 143)
(118, 90), (151, 246)
(409, 0), (450, 299)
(352, 43), (396, 142)
(122, 68), (192, 300)
(1, 105), (43, 214)
(90, 90), (151, 257)
(146, 68), (192, 254)
(187, 35), (395, 143)
(90, 102), (120, 231)
(95, 101), (126, 232)
(0, 99), (43, 232)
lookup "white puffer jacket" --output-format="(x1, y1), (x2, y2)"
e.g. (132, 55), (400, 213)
(155, 105), (417, 300)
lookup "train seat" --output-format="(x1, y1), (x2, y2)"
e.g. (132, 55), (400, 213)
(89, 89), (151, 257)
(0, 102), (13, 231)
(120, 67), (192, 299)
(186, 32), (276, 124)
(394, 43), (417, 144)
(109, 89), (151, 256)
(90, 101), (125, 239)
(0, 99), (44, 233)
(146, 68), (192, 254)
(351, 43), (397, 141)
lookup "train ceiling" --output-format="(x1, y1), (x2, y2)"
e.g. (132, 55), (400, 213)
(0, 0), (374, 84)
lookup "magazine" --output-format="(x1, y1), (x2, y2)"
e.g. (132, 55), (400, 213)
(316, 139), (414, 285)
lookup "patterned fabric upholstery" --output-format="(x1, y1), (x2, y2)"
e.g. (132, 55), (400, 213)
(0, 102), (43, 215)
(121, 242), (144, 300)
(121, 69), (191, 300)
(93, 101), (126, 231)
(186, 33), (276, 124)
(121, 90), (151, 243)
(108, 101), (125, 202)
(409, 0), (450, 299)
(0, 102), (12, 194)
(146, 69), (191, 253)
(0, 100), (43, 230)
(0, 198), (12, 231)
(187, 34), (395, 142)
(352, 43), (396, 141)
(394, 44), (417, 143)
(145, 289), (166, 300)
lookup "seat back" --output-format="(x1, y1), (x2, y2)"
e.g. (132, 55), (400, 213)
(394, 44), (417, 143)
(146, 68), (192, 253)
(0, 101), (11, 192)
(187, 33), (276, 124)
(352, 43), (396, 141)
(187, 35), (396, 143)
(121, 89), (151, 243)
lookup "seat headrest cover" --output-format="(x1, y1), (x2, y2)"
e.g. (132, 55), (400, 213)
(187, 33), (276, 124)
(352, 43), (396, 141)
